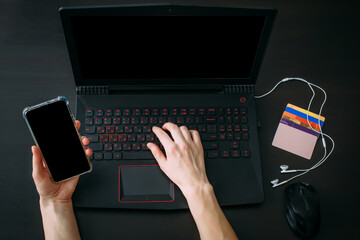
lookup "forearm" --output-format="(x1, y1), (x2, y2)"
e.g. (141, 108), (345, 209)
(40, 198), (81, 240)
(184, 184), (238, 240)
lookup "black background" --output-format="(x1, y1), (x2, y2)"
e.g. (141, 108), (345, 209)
(0, 0), (359, 239)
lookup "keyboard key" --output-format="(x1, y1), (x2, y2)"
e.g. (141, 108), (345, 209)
(123, 143), (132, 151)
(180, 108), (188, 115)
(84, 126), (95, 134)
(112, 117), (121, 125)
(104, 152), (112, 160)
(124, 126), (133, 133)
(123, 151), (154, 160)
(95, 118), (103, 125)
(109, 134), (118, 142)
(201, 134), (217, 141)
(242, 124), (249, 132)
(103, 118), (112, 125)
(114, 143), (122, 151)
(241, 116), (248, 123)
(221, 150), (230, 158)
(132, 143), (141, 151)
(87, 135), (98, 143)
(242, 133), (249, 140)
(207, 151), (219, 158)
(114, 153), (122, 160)
(143, 126), (152, 133)
(122, 117), (130, 124)
(134, 109), (141, 116)
(152, 108), (159, 115)
(241, 150), (251, 158)
(96, 109), (104, 117)
(143, 109), (150, 116)
(105, 109), (113, 116)
(240, 107), (247, 115)
(203, 142), (218, 150)
(96, 126), (105, 134)
(89, 143), (103, 151)
(118, 134), (127, 142)
(85, 118), (93, 125)
(106, 126), (115, 134)
(86, 109), (94, 117)
(207, 108), (216, 115)
(231, 150), (240, 158)
(171, 108), (178, 115)
(131, 117), (139, 124)
(161, 108), (168, 115)
(94, 152), (103, 160)
(219, 133), (226, 141)
(133, 126), (142, 133)
(137, 134), (146, 142)
(115, 126), (124, 133)
(230, 141), (240, 149)
(123, 109), (131, 116)
(140, 117), (148, 125)
(198, 108), (206, 115)
(205, 117), (217, 123)
(104, 143), (113, 151)
(100, 134), (108, 142)
(128, 134), (136, 142)
(114, 109), (122, 116)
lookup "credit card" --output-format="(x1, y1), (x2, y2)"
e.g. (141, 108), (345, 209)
(272, 104), (325, 160)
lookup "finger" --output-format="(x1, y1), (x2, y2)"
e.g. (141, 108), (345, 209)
(85, 148), (93, 157)
(162, 122), (186, 143)
(32, 146), (46, 179)
(147, 142), (167, 167)
(81, 136), (90, 145)
(190, 130), (203, 148)
(152, 126), (174, 147)
(179, 126), (192, 141)
(75, 120), (81, 130)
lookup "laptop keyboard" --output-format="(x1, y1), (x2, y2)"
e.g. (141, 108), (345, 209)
(83, 107), (251, 161)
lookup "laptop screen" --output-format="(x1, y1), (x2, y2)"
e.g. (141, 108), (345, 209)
(60, 5), (276, 86)
(71, 16), (265, 80)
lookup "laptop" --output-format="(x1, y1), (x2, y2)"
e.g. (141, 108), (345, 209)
(59, 4), (276, 209)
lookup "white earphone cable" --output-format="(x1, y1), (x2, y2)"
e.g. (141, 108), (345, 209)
(255, 77), (334, 188)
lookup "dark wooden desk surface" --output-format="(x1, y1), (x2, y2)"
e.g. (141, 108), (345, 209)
(1, 0), (359, 239)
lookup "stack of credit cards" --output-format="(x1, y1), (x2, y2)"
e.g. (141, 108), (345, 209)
(272, 104), (325, 159)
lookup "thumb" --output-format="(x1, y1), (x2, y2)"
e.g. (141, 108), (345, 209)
(147, 142), (167, 168)
(31, 146), (47, 181)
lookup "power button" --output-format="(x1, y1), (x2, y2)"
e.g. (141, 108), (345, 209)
(240, 97), (247, 103)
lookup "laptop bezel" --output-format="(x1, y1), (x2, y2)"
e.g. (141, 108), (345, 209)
(59, 4), (277, 87)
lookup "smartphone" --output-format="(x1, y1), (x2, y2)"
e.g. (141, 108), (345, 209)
(23, 96), (92, 182)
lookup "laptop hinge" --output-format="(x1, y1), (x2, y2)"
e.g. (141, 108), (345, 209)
(76, 86), (109, 95)
(223, 85), (254, 94)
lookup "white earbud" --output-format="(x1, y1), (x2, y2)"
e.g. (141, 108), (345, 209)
(270, 178), (288, 188)
(280, 165), (298, 173)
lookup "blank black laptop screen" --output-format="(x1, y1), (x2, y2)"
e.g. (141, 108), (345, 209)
(70, 16), (265, 80)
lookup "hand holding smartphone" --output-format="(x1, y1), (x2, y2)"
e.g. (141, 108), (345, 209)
(23, 96), (92, 183)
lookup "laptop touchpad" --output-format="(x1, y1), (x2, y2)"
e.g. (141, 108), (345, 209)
(118, 165), (174, 202)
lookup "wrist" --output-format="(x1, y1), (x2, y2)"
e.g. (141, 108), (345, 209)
(182, 181), (214, 203)
(40, 197), (73, 210)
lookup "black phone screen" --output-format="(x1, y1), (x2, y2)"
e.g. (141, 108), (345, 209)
(25, 100), (91, 182)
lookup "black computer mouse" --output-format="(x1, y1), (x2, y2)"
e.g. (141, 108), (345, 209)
(284, 182), (320, 239)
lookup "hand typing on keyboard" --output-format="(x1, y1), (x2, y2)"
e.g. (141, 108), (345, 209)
(148, 123), (238, 240)
(148, 123), (209, 197)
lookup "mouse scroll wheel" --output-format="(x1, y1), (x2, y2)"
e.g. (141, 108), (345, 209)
(299, 186), (304, 194)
